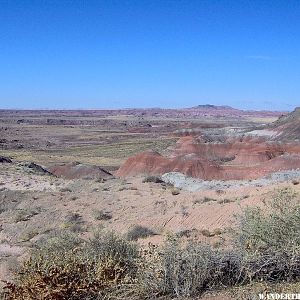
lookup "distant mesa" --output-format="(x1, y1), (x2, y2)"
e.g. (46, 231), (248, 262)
(48, 162), (113, 180)
(190, 104), (235, 110)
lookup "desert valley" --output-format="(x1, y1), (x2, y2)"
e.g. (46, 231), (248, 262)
(0, 105), (300, 299)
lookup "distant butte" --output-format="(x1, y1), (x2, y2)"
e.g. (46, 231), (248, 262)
(190, 104), (236, 110)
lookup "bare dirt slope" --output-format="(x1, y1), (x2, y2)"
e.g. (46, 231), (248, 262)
(117, 135), (300, 180)
(269, 107), (300, 140)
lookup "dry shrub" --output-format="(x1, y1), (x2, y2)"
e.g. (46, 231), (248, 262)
(3, 231), (139, 300)
(138, 236), (241, 298)
(234, 188), (300, 282)
(138, 188), (300, 297)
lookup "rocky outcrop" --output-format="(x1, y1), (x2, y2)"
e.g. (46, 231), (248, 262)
(0, 156), (12, 163)
(20, 162), (53, 176)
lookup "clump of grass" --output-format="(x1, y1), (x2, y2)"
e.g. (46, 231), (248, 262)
(14, 209), (39, 223)
(94, 210), (112, 221)
(129, 186), (138, 190)
(59, 187), (72, 192)
(215, 189), (225, 195)
(127, 225), (156, 241)
(200, 229), (215, 237)
(180, 205), (189, 217)
(193, 199), (202, 205)
(61, 212), (85, 232)
(142, 175), (164, 184)
(212, 228), (222, 235)
(193, 197), (217, 205)
(95, 178), (106, 183)
(217, 198), (235, 204)
(176, 229), (197, 238)
(171, 188), (180, 195)
(199, 227), (222, 237)
(20, 230), (39, 242)
(118, 186), (138, 191)
(202, 197), (217, 203)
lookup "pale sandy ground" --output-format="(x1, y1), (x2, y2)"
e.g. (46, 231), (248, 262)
(1, 162), (299, 298)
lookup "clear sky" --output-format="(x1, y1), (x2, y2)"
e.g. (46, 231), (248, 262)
(0, 0), (299, 111)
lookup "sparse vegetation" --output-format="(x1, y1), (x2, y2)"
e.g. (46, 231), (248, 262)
(127, 225), (157, 241)
(94, 209), (112, 221)
(212, 228), (223, 235)
(14, 208), (39, 223)
(193, 197), (217, 204)
(180, 205), (189, 217)
(202, 196), (217, 203)
(61, 212), (85, 232)
(176, 228), (196, 238)
(217, 198), (235, 204)
(200, 229), (214, 237)
(20, 230), (39, 242)
(2, 187), (300, 299)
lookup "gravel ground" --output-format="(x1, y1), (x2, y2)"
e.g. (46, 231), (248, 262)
(162, 170), (300, 192)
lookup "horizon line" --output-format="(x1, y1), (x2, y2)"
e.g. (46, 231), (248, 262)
(0, 106), (291, 112)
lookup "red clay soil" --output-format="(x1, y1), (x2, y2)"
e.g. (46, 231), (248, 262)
(48, 162), (112, 180)
(116, 135), (300, 180)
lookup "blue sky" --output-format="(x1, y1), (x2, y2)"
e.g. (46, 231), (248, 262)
(0, 0), (299, 110)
